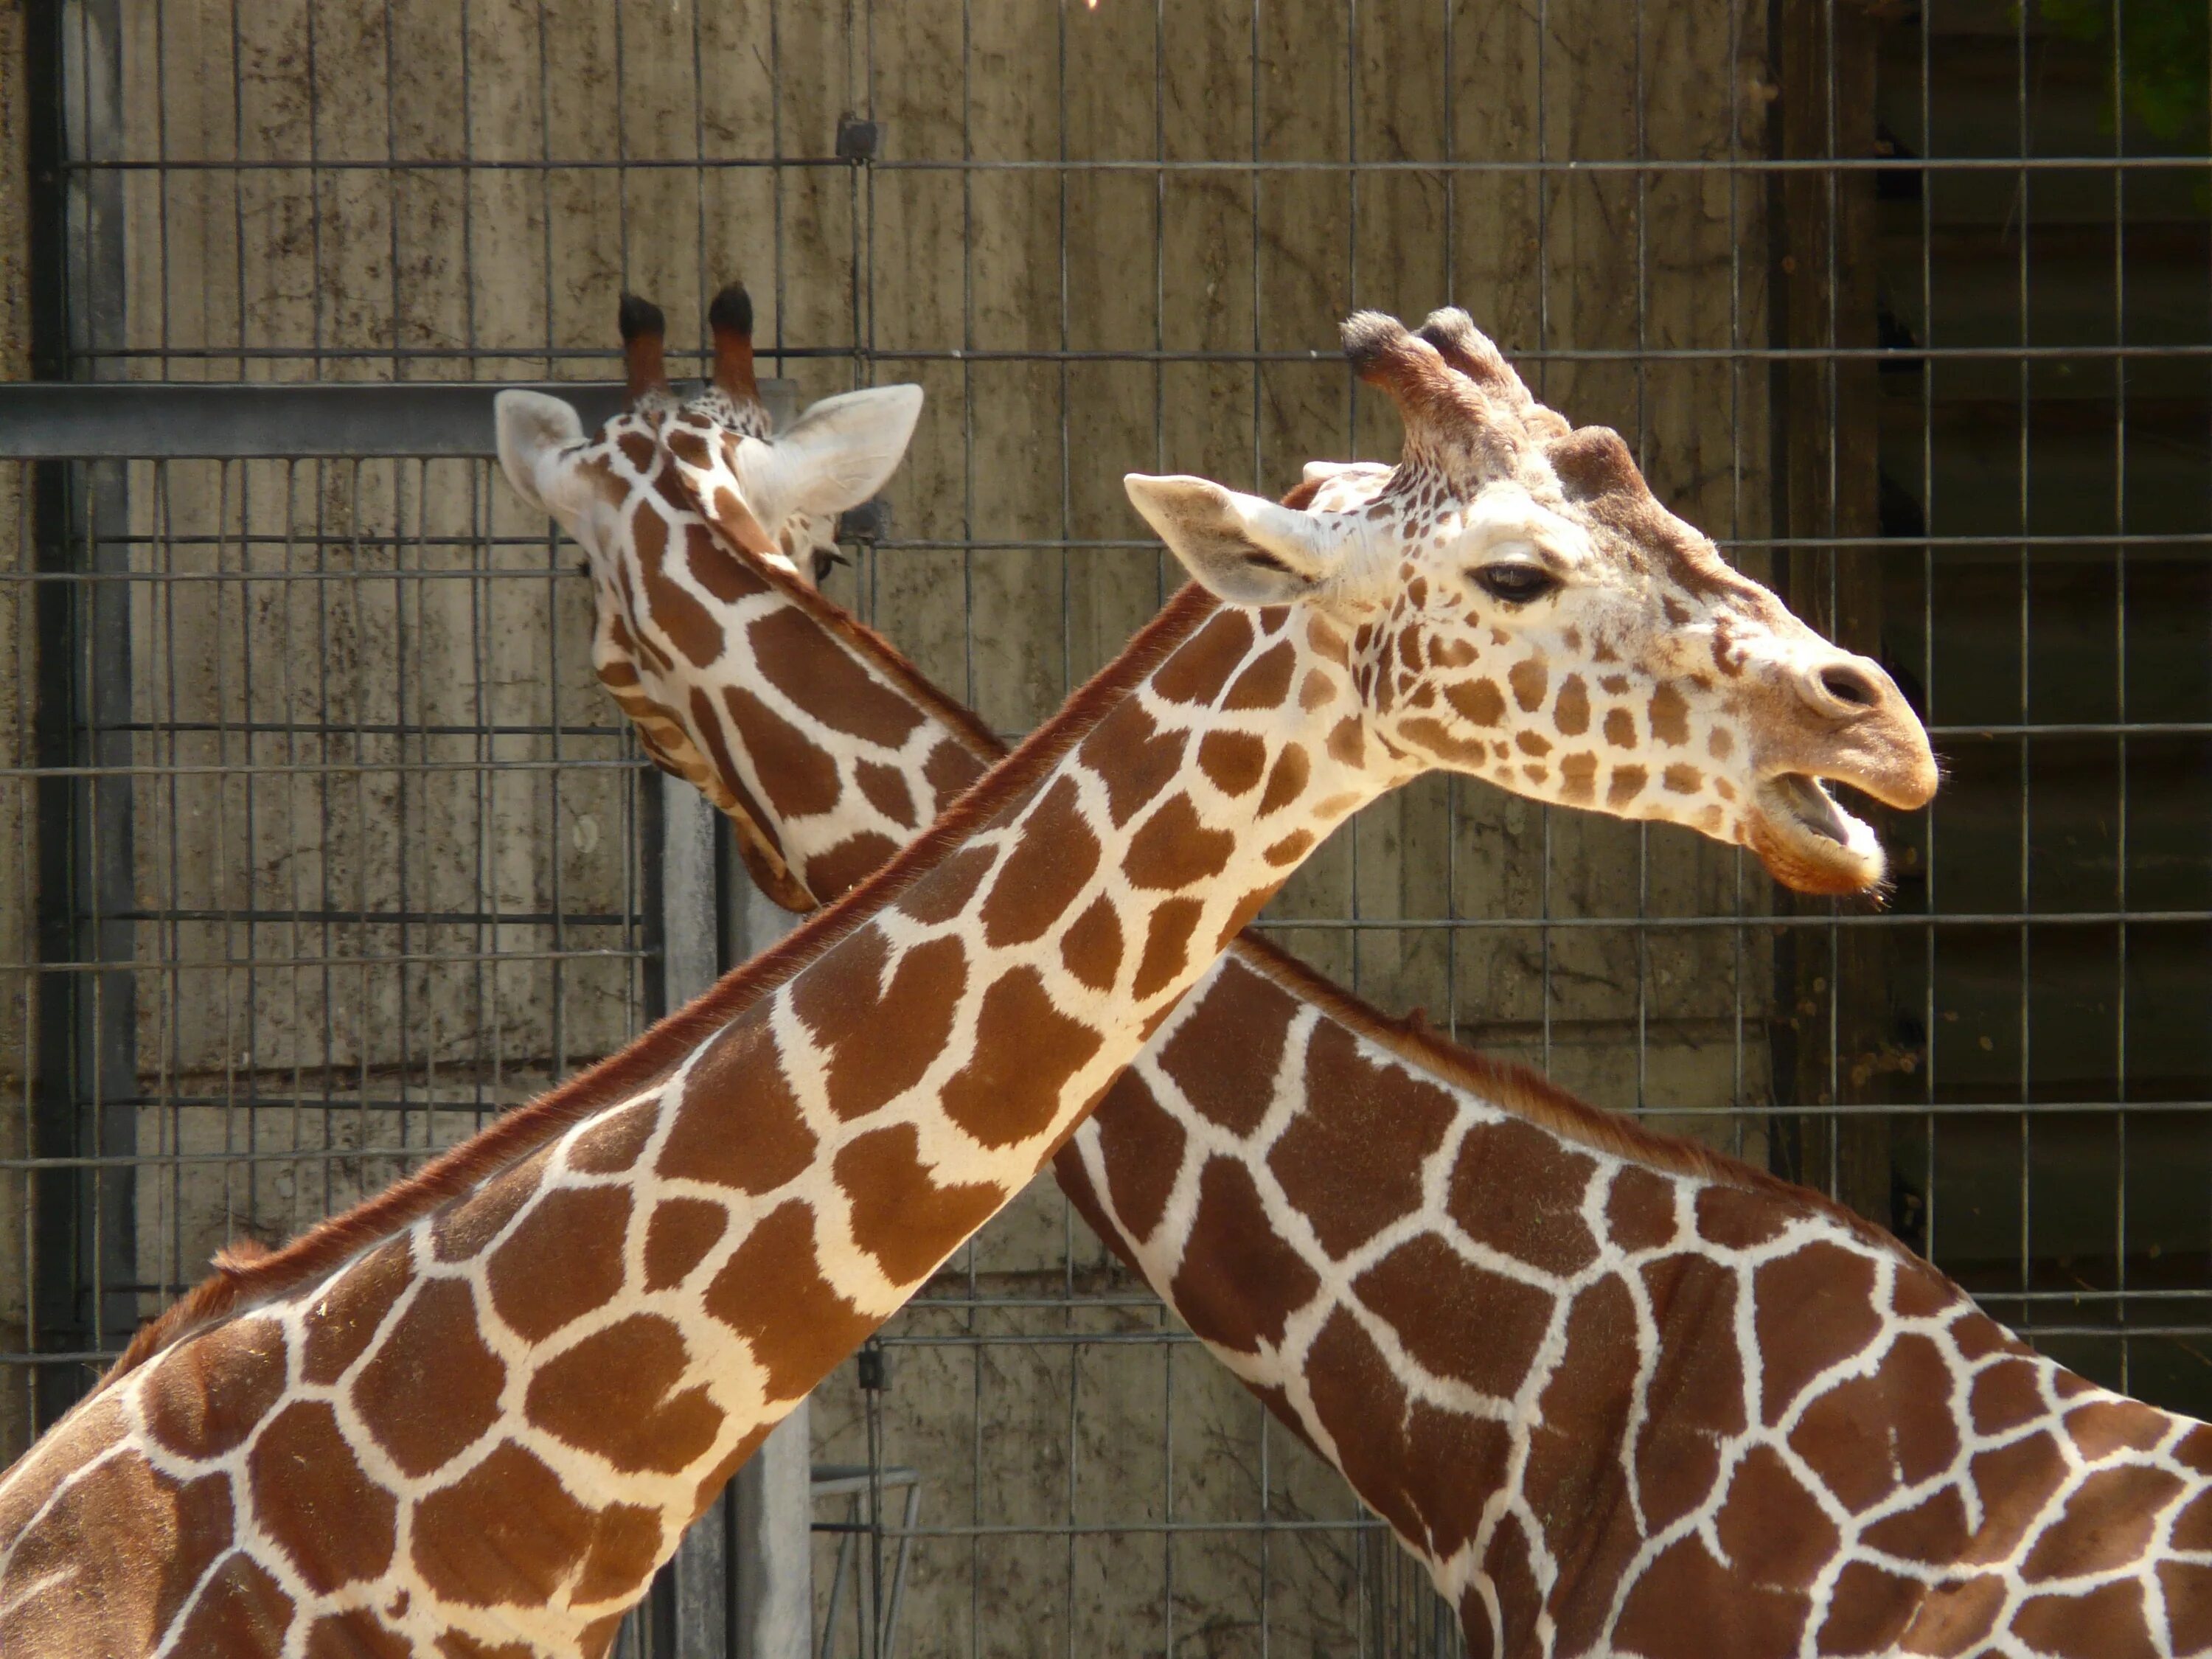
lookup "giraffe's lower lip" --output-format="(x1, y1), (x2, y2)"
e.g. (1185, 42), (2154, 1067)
(1747, 773), (1887, 894)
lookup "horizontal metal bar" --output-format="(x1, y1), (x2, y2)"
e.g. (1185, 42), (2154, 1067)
(44, 154), (2212, 174)
(0, 757), (647, 778)
(1251, 909), (2212, 931)
(0, 379), (797, 459)
(1931, 723), (2212, 739)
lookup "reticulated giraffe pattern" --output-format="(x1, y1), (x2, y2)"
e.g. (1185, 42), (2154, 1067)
(571, 297), (2208, 1657)
(0, 299), (1952, 1658)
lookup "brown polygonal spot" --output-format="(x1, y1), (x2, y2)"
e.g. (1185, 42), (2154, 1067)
(1753, 1239), (1885, 1423)
(722, 686), (841, 820)
(1446, 1115), (1600, 1276)
(411, 1441), (596, 1607)
(1861, 1484), (1973, 1565)
(1815, 1561), (1928, 1657)
(168, 1551), (294, 1659)
(1197, 730), (1267, 796)
(1789, 1333), (1961, 1514)
(301, 1239), (416, 1398)
(1087, 1070), (1186, 1242)
(1603, 708), (1636, 748)
(1635, 1252), (1749, 1530)
(1303, 1306), (1421, 1543)
(247, 1401), (398, 1593)
(2020, 1464), (2183, 1581)
(655, 1005), (815, 1192)
(644, 1197), (729, 1290)
(1354, 1234), (1554, 1401)
(1402, 1405), (1512, 1565)
(1445, 679), (1506, 728)
(1603, 1164), (1679, 1251)
(2010, 1580), (2160, 1659)
(1168, 1158), (1321, 1355)
(1693, 1183), (1788, 1249)
(143, 1314), (288, 1460)
(306, 1609), (414, 1659)
(750, 609), (925, 748)
(526, 1315), (725, 1475)
(433, 1146), (552, 1259)
(1960, 1431), (2072, 1565)
(807, 831), (902, 900)
(1713, 1444), (1840, 1586)
(1553, 674), (1590, 737)
(2171, 1486), (2212, 1553)
(1123, 794), (1235, 891)
(855, 760), (919, 830)
(1132, 897), (1204, 1000)
(574, 1503), (667, 1605)
(792, 927), (967, 1122)
(1969, 1357), (2051, 1436)
(978, 778), (1100, 949)
(1523, 1274), (1642, 1560)
(2063, 1397), (2172, 1461)
(1478, 1512), (1544, 1656)
(351, 1278), (508, 1479)
(1225, 641), (1296, 711)
(1154, 956), (1299, 1138)
(1663, 762), (1703, 793)
(566, 1099), (661, 1176)
(923, 741), (990, 814)
(434, 1632), (533, 1659)
(1612, 1535), (1807, 1659)
(1606, 765), (1648, 807)
(1269, 1023), (1454, 1259)
(898, 844), (995, 925)
(2160, 1562), (2212, 1658)
(939, 967), (1102, 1150)
(1896, 1572), (2007, 1655)
(631, 508), (722, 670)
(834, 1122), (1006, 1287)
(1079, 699), (1188, 827)
(1060, 894), (1123, 992)
(704, 1201), (876, 1401)
(1647, 683), (1689, 745)
(1153, 610), (1255, 705)
(1258, 745), (1309, 818)
(484, 1186), (633, 1343)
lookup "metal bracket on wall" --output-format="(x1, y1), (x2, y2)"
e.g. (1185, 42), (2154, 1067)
(835, 114), (883, 162)
(0, 379), (800, 459)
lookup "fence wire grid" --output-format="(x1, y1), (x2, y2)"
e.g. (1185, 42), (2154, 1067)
(2, 2), (2208, 1657)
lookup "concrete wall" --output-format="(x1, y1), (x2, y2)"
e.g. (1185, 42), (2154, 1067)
(4, 1), (1776, 1649)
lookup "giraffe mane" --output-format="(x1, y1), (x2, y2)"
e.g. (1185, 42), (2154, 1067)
(105, 583), (1222, 1382)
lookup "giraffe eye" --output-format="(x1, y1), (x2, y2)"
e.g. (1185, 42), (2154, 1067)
(1471, 563), (1561, 605)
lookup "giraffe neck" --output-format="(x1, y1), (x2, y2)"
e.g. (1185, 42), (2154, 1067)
(582, 520), (2212, 1658)
(0, 591), (1399, 1658)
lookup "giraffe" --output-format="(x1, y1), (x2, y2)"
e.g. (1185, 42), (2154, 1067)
(0, 302), (1945, 1659)
(554, 296), (2212, 1658)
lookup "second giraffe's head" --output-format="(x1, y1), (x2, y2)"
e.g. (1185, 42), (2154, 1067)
(1127, 309), (1938, 895)
(494, 283), (923, 589)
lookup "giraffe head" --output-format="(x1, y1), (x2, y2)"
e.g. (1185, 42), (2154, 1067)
(495, 283), (923, 590)
(1125, 309), (1938, 895)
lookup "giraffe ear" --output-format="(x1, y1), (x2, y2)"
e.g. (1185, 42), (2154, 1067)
(1124, 474), (1346, 608)
(728, 384), (924, 530)
(494, 390), (588, 519)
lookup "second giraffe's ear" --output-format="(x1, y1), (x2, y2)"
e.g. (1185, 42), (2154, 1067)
(1124, 474), (1349, 608)
(495, 390), (588, 519)
(726, 384), (924, 531)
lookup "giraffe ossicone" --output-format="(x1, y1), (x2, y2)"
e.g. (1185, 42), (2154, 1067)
(1, 302), (1953, 1659)
(566, 295), (2207, 1659)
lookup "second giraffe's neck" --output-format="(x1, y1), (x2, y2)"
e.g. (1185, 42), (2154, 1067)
(585, 524), (2212, 1656)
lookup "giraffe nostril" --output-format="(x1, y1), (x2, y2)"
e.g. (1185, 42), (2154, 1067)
(1820, 664), (1880, 709)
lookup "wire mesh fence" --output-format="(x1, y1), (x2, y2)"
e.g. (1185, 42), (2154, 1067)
(1, 2), (2205, 1657)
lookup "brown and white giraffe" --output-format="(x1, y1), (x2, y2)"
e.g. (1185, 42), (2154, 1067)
(0, 305), (1944, 1659)
(562, 299), (2211, 1658)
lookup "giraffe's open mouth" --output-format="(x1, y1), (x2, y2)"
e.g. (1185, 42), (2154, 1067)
(1747, 772), (1888, 895)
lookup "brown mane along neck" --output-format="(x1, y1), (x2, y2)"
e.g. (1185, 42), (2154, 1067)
(108, 583), (1222, 1382)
